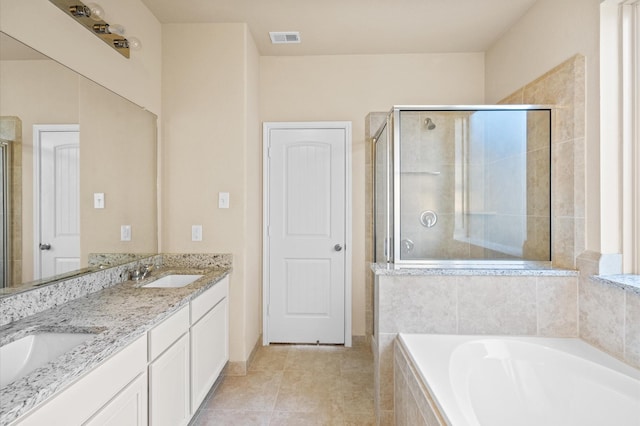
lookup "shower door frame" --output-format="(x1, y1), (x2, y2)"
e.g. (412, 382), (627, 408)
(389, 105), (553, 267)
(0, 140), (9, 288)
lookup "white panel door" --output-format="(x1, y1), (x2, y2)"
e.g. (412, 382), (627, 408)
(266, 124), (348, 344)
(37, 127), (80, 279)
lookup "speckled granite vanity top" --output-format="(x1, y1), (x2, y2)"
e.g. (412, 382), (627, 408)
(0, 260), (230, 425)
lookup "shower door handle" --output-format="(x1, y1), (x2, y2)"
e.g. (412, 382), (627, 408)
(334, 244), (343, 252)
(39, 243), (51, 250)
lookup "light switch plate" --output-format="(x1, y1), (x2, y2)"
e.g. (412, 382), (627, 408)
(121, 225), (131, 241)
(192, 225), (202, 241)
(94, 193), (105, 209)
(218, 192), (230, 209)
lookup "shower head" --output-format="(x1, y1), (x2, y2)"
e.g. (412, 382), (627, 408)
(424, 117), (436, 130)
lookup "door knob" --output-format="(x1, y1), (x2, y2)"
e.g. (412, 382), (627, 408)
(334, 244), (343, 252)
(39, 243), (51, 250)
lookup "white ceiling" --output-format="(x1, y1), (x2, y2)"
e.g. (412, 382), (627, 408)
(140, 0), (539, 56)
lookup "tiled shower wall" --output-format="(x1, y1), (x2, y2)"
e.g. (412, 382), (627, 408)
(367, 55), (640, 425)
(365, 55), (585, 336)
(500, 55), (640, 369)
(365, 112), (387, 337)
(499, 54), (586, 269)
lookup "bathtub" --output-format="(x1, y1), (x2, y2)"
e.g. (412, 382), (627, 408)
(396, 334), (640, 426)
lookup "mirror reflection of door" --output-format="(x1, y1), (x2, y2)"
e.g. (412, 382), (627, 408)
(34, 125), (80, 280)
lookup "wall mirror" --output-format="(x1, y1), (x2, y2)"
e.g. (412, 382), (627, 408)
(0, 32), (158, 295)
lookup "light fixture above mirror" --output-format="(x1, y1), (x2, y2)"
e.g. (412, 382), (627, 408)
(48, 0), (141, 58)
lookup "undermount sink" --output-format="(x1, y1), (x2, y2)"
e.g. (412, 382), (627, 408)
(142, 274), (204, 288)
(0, 333), (94, 388)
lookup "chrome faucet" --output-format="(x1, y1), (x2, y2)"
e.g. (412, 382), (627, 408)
(129, 264), (154, 281)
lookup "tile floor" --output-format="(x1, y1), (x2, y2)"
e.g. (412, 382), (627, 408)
(191, 341), (375, 425)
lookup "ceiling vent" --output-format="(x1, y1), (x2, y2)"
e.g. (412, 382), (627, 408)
(269, 31), (301, 44)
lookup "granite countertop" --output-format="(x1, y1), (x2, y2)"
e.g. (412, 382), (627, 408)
(592, 274), (640, 295)
(0, 266), (231, 425)
(371, 262), (579, 276)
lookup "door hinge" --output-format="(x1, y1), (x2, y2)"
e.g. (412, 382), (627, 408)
(266, 304), (270, 316)
(267, 146), (272, 158)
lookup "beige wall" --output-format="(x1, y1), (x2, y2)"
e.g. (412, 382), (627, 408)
(0, 0), (162, 114)
(485, 0), (602, 257)
(161, 23), (261, 365)
(0, 60), (79, 282)
(79, 78), (158, 260)
(260, 53), (485, 336)
(244, 27), (262, 359)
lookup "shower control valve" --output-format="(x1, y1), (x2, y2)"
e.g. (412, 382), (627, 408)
(420, 210), (438, 228)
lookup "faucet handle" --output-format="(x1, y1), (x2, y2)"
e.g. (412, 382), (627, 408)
(129, 268), (143, 280)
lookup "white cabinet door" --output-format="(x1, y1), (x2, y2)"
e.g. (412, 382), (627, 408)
(84, 372), (148, 426)
(149, 333), (190, 426)
(191, 297), (228, 412)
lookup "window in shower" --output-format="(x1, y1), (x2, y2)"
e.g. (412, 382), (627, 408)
(375, 106), (551, 264)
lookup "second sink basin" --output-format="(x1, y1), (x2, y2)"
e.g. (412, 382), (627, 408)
(143, 274), (204, 288)
(0, 332), (94, 388)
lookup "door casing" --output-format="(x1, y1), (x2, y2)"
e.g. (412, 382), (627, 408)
(262, 121), (352, 347)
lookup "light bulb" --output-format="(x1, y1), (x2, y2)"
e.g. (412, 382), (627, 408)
(127, 37), (142, 51)
(108, 24), (126, 36)
(86, 3), (105, 21)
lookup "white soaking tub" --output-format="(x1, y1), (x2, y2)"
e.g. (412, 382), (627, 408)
(397, 334), (640, 426)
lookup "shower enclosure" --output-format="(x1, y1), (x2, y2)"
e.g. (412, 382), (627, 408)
(374, 106), (552, 265)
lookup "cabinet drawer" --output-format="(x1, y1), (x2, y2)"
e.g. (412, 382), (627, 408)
(148, 305), (189, 361)
(191, 276), (229, 324)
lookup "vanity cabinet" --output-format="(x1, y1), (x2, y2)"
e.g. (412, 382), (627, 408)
(14, 335), (147, 426)
(190, 276), (229, 412)
(148, 306), (190, 426)
(9, 275), (230, 426)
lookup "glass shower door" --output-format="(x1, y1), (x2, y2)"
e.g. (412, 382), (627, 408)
(394, 107), (551, 263)
(374, 115), (393, 263)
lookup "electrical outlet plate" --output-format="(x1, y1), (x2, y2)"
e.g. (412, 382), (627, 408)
(121, 225), (131, 241)
(192, 225), (202, 241)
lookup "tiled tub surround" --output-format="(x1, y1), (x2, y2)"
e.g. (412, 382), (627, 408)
(372, 265), (579, 425)
(394, 334), (640, 426)
(578, 269), (640, 369)
(0, 254), (231, 425)
(394, 336), (444, 426)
